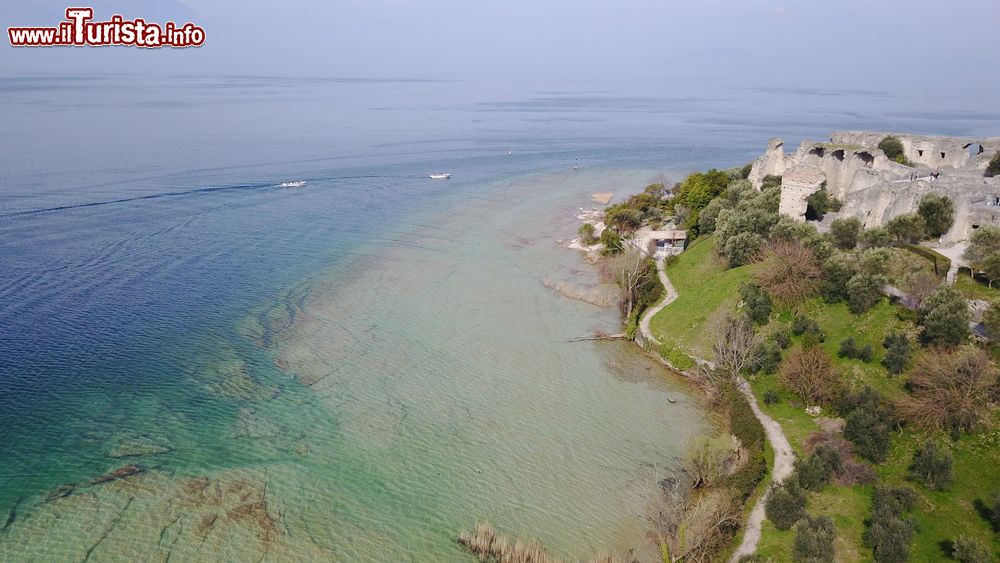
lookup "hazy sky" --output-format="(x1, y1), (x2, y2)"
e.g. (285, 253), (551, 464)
(2, 0), (999, 91)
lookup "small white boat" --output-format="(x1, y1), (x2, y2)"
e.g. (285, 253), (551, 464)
(279, 180), (306, 188)
(429, 173), (452, 180)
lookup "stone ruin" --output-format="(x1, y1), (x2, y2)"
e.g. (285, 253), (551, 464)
(748, 131), (1000, 246)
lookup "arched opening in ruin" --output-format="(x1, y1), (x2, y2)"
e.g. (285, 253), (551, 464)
(855, 151), (875, 166)
(808, 146), (825, 158)
(917, 149), (924, 157)
(965, 143), (985, 157)
(832, 149), (845, 162)
(941, 152), (947, 159)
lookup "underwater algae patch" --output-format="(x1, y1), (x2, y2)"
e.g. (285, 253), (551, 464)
(1, 466), (332, 561)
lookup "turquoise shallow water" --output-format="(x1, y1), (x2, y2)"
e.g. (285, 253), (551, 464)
(0, 167), (715, 561)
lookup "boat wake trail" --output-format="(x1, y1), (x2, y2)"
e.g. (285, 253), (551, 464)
(0, 174), (424, 219)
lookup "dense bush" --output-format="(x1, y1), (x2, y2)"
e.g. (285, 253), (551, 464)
(917, 193), (955, 238)
(724, 232), (764, 268)
(983, 301), (1000, 341)
(577, 223), (597, 245)
(952, 535), (991, 563)
(719, 383), (768, 502)
(792, 315), (826, 341)
(672, 169), (733, 233)
(773, 327), (792, 349)
(878, 136), (906, 162)
(839, 386), (893, 463)
(765, 477), (807, 531)
(838, 337), (873, 362)
(882, 332), (912, 375)
(795, 442), (842, 491)
(740, 282), (772, 325)
(919, 284), (970, 347)
(805, 188), (842, 221)
(793, 515), (836, 563)
(830, 217), (861, 250)
(763, 388), (780, 405)
(864, 486), (918, 563)
(886, 213), (926, 245)
(755, 240), (823, 304)
(751, 339), (783, 374)
(599, 227), (622, 255)
(847, 272), (885, 314)
(819, 251), (857, 303)
(987, 152), (1000, 178)
(860, 226), (894, 249)
(761, 174), (783, 190)
(908, 441), (953, 490)
(897, 348), (997, 435)
(780, 345), (841, 404)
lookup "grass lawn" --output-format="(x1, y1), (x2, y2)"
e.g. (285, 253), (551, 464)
(954, 268), (1000, 301)
(648, 236), (756, 362)
(652, 236), (1000, 561)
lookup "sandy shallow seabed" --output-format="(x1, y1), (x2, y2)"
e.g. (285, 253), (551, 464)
(1, 169), (716, 562)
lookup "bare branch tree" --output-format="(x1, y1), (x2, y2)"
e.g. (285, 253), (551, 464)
(712, 314), (761, 379)
(611, 247), (648, 320)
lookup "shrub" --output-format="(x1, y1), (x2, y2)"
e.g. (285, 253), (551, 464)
(755, 240), (823, 304)
(805, 188), (841, 221)
(964, 225), (1000, 265)
(795, 442), (842, 491)
(838, 338), (873, 362)
(819, 251), (857, 303)
(763, 388), (780, 405)
(792, 315), (825, 340)
(918, 193), (955, 238)
(766, 477), (807, 530)
(952, 535), (991, 563)
(793, 515), (836, 563)
(830, 217), (862, 250)
(839, 387), (893, 463)
(886, 213), (926, 245)
(739, 163), (753, 179)
(878, 136), (906, 161)
(908, 441), (953, 490)
(720, 383), (768, 502)
(761, 174), (782, 190)
(780, 345), (841, 404)
(861, 227), (894, 249)
(920, 285), (970, 347)
(864, 487), (918, 563)
(882, 332), (912, 375)
(740, 281), (772, 325)
(982, 492), (1000, 532)
(751, 340), (783, 374)
(983, 301), (1000, 341)
(773, 327), (792, 349)
(838, 338), (857, 358)
(603, 205), (644, 233)
(987, 152), (1000, 178)
(847, 272), (885, 314)
(599, 228), (623, 255)
(577, 223), (597, 245)
(724, 231), (763, 268)
(897, 348), (998, 435)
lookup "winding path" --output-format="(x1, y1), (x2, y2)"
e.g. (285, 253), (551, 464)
(636, 258), (795, 562)
(637, 259), (677, 347)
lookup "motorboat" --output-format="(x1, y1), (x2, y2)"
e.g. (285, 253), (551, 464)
(429, 173), (452, 180)
(279, 180), (306, 188)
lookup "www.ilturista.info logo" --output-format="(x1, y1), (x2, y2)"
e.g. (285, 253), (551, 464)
(8, 8), (205, 48)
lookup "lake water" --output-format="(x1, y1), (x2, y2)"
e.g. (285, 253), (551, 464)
(1, 75), (995, 560)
